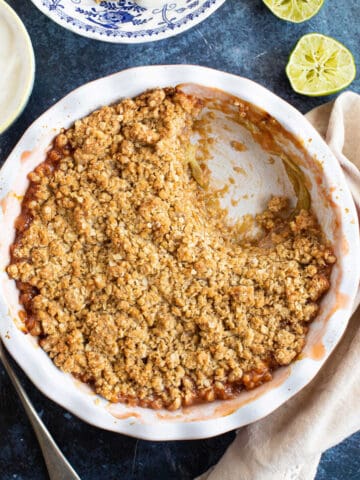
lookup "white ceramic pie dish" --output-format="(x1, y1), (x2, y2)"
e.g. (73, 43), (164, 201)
(0, 65), (359, 440)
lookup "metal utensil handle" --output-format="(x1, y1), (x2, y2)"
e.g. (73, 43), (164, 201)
(0, 340), (81, 480)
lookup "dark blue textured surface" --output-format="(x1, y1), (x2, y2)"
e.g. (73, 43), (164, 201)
(1, 0), (359, 478)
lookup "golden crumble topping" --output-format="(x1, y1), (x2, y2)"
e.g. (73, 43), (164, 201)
(7, 88), (335, 410)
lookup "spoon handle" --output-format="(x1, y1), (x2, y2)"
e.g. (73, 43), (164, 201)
(0, 340), (81, 480)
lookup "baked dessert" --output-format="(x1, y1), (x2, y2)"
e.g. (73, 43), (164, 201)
(7, 87), (335, 410)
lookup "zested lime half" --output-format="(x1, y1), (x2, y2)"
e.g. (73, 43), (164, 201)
(263, 0), (324, 23)
(286, 33), (356, 96)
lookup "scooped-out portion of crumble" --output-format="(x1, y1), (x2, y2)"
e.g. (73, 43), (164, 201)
(7, 88), (335, 410)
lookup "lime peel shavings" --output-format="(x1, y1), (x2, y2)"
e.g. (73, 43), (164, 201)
(263, 0), (324, 23)
(286, 33), (356, 97)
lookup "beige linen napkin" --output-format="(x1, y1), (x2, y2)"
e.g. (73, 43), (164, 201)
(198, 92), (360, 480)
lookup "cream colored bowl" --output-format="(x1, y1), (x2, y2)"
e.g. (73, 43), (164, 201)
(0, 66), (358, 440)
(0, 0), (35, 134)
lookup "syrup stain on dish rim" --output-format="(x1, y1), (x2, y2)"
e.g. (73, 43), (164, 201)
(107, 410), (142, 420)
(20, 151), (32, 163)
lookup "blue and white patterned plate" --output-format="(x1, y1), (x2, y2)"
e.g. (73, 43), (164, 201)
(30, 0), (226, 43)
